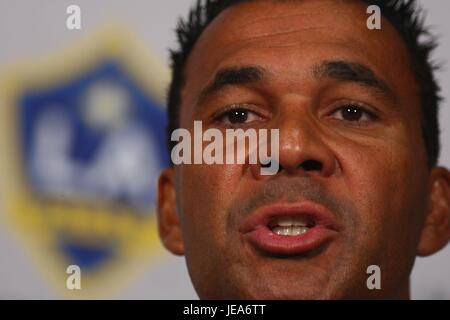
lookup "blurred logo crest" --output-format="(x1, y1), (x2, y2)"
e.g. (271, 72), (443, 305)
(0, 26), (170, 297)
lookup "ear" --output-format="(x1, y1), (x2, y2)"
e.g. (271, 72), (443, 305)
(417, 167), (450, 256)
(157, 167), (184, 255)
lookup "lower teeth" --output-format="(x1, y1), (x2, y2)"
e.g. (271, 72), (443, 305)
(272, 226), (309, 236)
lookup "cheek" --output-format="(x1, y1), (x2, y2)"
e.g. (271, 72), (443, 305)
(176, 163), (243, 251)
(337, 135), (428, 260)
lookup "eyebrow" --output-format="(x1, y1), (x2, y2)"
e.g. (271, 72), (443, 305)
(197, 66), (265, 105)
(313, 60), (396, 101)
(196, 60), (396, 107)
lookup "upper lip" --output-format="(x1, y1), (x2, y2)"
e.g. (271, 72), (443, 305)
(238, 201), (341, 234)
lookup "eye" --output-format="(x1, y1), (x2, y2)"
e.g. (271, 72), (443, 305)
(331, 104), (376, 122)
(215, 105), (262, 125)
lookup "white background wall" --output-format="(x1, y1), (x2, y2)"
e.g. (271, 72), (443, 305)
(0, 0), (449, 299)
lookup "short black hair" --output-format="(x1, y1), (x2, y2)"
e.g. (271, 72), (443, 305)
(167, 0), (442, 167)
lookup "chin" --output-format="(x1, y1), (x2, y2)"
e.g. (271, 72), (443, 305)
(219, 281), (342, 300)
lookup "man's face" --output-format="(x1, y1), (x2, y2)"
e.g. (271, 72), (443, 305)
(161, 0), (437, 299)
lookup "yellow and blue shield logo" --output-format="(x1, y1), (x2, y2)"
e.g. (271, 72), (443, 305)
(0, 26), (170, 298)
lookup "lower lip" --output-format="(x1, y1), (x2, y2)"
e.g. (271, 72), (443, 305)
(245, 225), (337, 255)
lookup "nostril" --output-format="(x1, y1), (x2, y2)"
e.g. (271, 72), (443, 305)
(300, 160), (322, 172)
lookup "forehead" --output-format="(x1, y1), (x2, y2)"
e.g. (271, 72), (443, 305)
(181, 0), (418, 111)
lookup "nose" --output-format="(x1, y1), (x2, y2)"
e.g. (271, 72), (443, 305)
(253, 101), (338, 179)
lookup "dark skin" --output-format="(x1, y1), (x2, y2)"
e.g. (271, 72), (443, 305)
(158, 0), (450, 299)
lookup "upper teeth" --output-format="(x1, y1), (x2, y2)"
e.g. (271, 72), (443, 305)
(269, 216), (311, 236)
(272, 226), (309, 236)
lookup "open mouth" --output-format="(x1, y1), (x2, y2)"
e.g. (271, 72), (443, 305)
(239, 202), (339, 255)
(268, 216), (315, 236)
